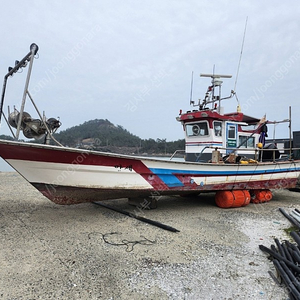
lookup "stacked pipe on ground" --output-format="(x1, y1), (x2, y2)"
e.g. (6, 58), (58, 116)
(259, 208), (300, 299)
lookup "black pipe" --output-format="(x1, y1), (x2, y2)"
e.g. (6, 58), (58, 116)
(284, 240), (300, 264)
(291, 249), (300, 265)
(275, 238), (286, 259)
(279, 208), (300, 230)
(268, 270), (282, 286)
(271, 244), (277, 253)
(291, 231), (300, 248)
(295, 208), (300, 215)
(259, 245), (300, 274)
(282, 242), (294, 263)
(288, 241), (300, 257)
(93, 201), (180, 233)
(280, 260), (300, 293)
(273, 260), (300, 299)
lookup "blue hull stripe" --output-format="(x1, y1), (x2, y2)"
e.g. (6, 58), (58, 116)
(156, 174), (184, 187)
(149, 167), (300, 176)
(149, 166), (300, 187)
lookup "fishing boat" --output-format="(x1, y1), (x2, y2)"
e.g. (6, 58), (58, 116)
(0, 44), (299, 207)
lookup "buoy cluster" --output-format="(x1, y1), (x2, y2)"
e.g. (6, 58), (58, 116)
(215, 189), (273, 208)
(251, 190), (273, 204)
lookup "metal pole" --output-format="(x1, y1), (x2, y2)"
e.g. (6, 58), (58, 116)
(289, 106), (292, 159)
(219, 85), (221, 109)
(0, 45), (38, 126)
(15, 44), (38, 139)
(93, 201), (180, 232)
(1, 112), (16, 138)
(0, 77), (8, 125)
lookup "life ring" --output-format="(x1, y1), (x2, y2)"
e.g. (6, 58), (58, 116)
(192, 125), (200, 135)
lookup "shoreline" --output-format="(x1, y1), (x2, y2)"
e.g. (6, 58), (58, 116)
(1, 172), (299, 299)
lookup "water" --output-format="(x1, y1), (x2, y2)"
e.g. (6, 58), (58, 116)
(0, 158), (13, 172)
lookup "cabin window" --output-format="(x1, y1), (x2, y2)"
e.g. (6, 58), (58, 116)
(228, 125), (236, 139)
(247, 137), (255, 148)
(186, 122), (209, 137)
(241, 125), (257, 131)
(213, 121), (222, 137)
(239, 136), (255, 148)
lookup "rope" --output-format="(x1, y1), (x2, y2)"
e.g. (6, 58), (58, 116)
(247, 163), (258, 189)
(88, 232), (156, 252)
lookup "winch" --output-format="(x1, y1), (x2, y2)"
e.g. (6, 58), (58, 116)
(8, 109), (61, 140)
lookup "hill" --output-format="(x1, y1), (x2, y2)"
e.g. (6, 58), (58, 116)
(0, 135), (14, 141)
(54, 119), (140, 147)
(53, 119), (185, 156)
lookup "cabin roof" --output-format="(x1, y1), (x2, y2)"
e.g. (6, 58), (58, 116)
(178, 109), (261, 124)
(225, 113), (261, 124)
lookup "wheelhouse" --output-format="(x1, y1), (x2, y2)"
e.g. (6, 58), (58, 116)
(177, 73), (264, 162)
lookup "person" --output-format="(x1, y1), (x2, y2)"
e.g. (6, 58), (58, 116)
(259, 123), (268, 146)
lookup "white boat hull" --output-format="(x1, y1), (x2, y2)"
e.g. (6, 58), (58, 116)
(0, 139), (299, 204)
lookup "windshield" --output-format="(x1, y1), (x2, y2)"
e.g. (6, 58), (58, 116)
(186, 122), (209, 137)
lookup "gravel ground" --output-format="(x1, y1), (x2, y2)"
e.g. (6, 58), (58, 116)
(0, 172), (299, 299)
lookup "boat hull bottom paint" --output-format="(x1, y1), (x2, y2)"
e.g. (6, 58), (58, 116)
(33, 183), (219, 205)
(32, 183), (158, 205)
(32, 177), (297, 205)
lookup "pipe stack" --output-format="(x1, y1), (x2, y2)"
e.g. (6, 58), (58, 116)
(259, 208), (300, 299)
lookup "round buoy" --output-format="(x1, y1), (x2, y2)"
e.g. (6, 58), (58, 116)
(257, 143), (263, 149)
(251, 189), (273, 204)
(215, 190), (250, 208)
(241, 190), (251, 206)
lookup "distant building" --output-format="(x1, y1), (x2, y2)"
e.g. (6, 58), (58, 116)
(81, 138), (95, 149)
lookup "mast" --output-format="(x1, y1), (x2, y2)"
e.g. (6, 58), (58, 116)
(198, 74), (233, 112)
(289, 106), (292, 159)
(16, 44), (38, 139)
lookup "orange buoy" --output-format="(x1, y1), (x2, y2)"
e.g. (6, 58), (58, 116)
(251, 189), (273, 204)
(242, 190), (251, 206)
(215, 190), (250, 208)
(265, 190), (273, 201)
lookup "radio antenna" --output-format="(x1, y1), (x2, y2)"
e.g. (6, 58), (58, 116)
(234, 17), (248, 94)
(189, 71), (194, 105)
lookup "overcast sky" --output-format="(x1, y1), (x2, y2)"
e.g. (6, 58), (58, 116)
(0, 1), (300, 145)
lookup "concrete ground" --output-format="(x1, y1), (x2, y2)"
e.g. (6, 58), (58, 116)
(0, 172), (299, 299)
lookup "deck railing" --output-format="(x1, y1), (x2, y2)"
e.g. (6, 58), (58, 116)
(169, 149), (185, 160)
(170, 146), (300, 163)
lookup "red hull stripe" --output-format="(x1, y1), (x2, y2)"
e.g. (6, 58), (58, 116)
(186, 141), (222, 144)
(0, 142), (169, 190)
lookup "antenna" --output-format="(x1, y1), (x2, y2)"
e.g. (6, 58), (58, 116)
(189, 71), (194, 105)
(234, 16), (248, 93)
(200, 74), (232, 78)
